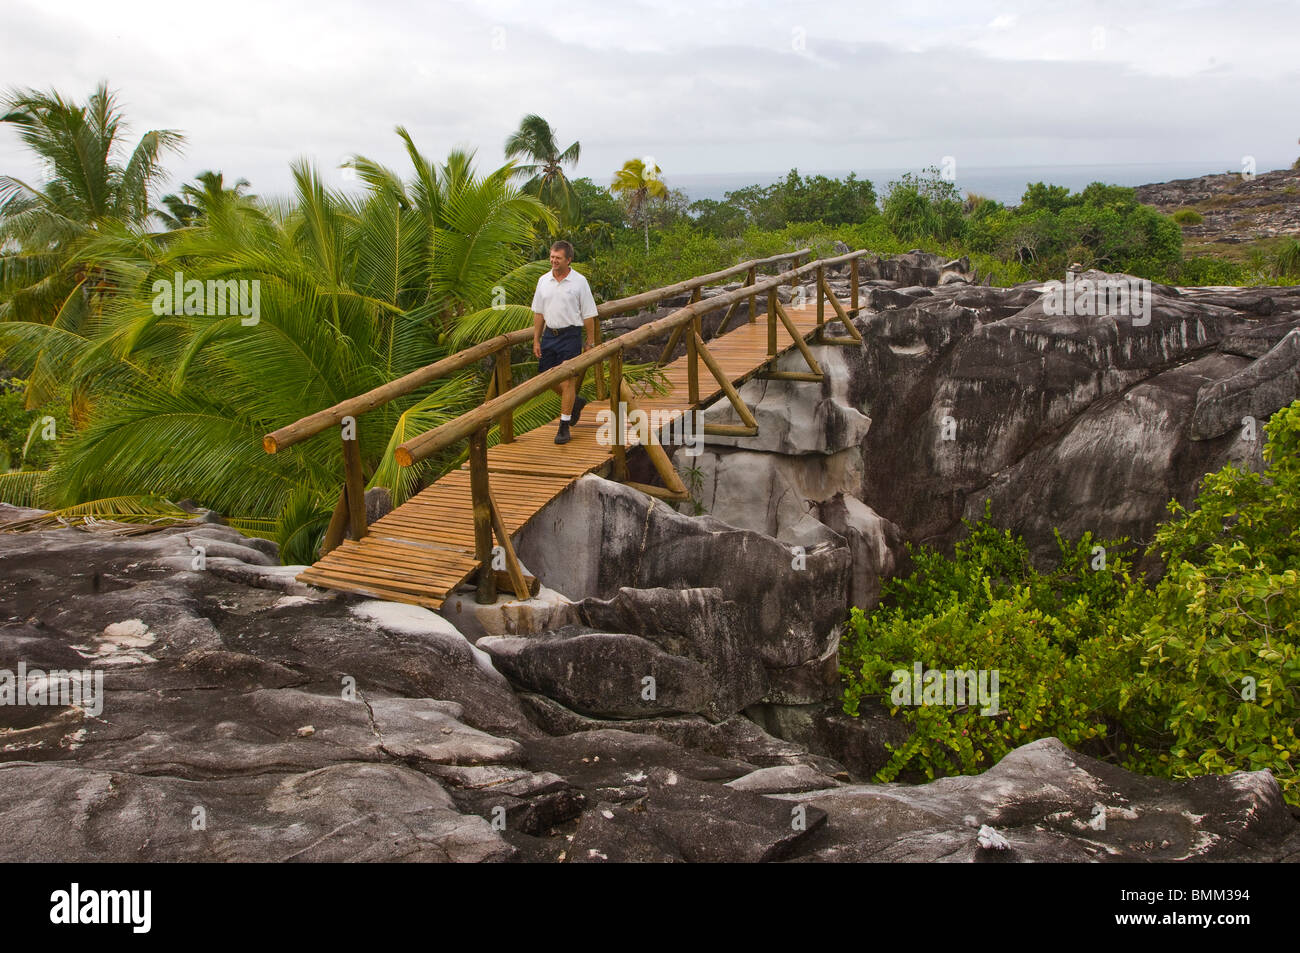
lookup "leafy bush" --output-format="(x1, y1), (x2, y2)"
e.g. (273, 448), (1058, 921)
(1175, 256), (1248, 285)
(1119, 402), (1300, 803)
(881, 170), (966, 244)
(840, 402), (1300, 803)
(1172, 208), (1204, 225)
(839, 503), (1134, 782)
(965, 181), (1183, 278)
(713, 169), (877, 232)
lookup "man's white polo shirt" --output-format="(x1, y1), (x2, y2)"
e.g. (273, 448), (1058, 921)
(532, 267), (598, 329)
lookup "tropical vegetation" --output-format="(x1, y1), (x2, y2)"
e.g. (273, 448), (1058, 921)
(840, 401), (1300, 805)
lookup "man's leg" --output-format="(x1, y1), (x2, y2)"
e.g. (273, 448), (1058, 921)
(560, 379), (576, 416)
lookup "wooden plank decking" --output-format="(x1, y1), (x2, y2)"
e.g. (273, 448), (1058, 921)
(297, 298), (847, 608)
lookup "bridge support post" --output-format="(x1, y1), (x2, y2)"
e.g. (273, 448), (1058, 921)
(494, 350), (514, 442)
(747, 266), (757, 323)
(687, 318), (700, 406)
(592, 319), (607, 401)
(714, 297), (741, 337)
(850, 258), (860, 316)
(819, 272), (865, 345)
(694, 330), (759, 437)
(342, 427), (368, 541)
(815, 264), (825, 342)
(766, 286), (777, 358)
(609, 349), (629, 481)
(488, 491), (533, 599)
(469, 427), (497, 604)
(658, 320), (685, 366)
(320, 487), (350, 556)
(772, 298), (825, 380)
(617, 379), (690, 502)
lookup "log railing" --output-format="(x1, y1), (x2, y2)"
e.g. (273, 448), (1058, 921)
(263, 247), (870, 601)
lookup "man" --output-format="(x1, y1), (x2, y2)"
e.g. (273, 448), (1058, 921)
(531, 240), (599, 444)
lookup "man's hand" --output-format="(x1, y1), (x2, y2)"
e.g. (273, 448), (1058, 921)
(533, 337), (542, 359)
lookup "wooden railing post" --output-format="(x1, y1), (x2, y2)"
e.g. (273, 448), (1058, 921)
(694, 330), (759, 437)
(687, 292), (701, 404)
(617, 379), (690, 502)
(747, 266), (757, 323)
(609, 349), (628, 481)
(342, 423), (367, 541)
(767, 284), (778, 358)
(494, 349), (514, 443)
(817, 270), (864, 345)
(469, 426), (496, 604)
(592, 318), (607, 401)
(850, 258), (860, 316)
(488, 491), (531, 600)
(658, 322), (684, 366)
(815, 263), (825, 341)
(320, 486), (349, 556)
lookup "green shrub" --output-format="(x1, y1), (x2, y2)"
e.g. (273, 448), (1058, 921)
(840, 402), (1300, 803)
(1175, 256), (1248, 285)
(1172, 208), (1204, 225)
(1275, 237), (1300, 279)
(881, 170), (966, 244)
(1119, 402), (1300, 803)
(839, 504), (1134, 782)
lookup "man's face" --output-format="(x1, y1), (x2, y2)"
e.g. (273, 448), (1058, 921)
(550, 247), (571, 273)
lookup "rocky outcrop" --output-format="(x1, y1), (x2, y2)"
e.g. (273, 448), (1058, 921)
(513, 475), (850, 672)
(1136, 165), (1300, 245)
(0, 519), (1295, 862)
(776, 738), (1298, 863)
(847, 276), (1300, 560)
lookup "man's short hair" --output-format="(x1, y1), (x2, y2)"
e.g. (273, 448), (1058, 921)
(550, 240), (575, 260)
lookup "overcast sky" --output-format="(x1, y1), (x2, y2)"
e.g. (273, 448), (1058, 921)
(3, 0), (1297, 198)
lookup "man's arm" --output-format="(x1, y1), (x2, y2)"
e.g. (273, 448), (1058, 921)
(533, 311), (545, 358)
(580, 279), (599, 351)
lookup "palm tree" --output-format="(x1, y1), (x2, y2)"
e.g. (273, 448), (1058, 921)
(153, 170), (252, 229)
(0, 83), (183, 408)
(503, 114), (581, 226)
(0, 83), (182, 312)
(611, 158), (668, 253)
(0, 129), (565, 563)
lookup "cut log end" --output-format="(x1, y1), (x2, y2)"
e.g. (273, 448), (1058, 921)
(262, 435), (279, 454)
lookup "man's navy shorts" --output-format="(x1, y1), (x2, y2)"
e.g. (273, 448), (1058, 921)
(538, 325), (583, 373)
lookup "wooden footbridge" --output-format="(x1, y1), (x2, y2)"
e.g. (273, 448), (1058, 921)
(262, 249), (872, 609)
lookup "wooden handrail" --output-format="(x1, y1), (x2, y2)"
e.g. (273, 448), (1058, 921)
(261, 248), (812, 454)
(394, 249), (871, 466)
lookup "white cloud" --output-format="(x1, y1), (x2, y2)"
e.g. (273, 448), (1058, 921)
(1, 0), (1296, 198)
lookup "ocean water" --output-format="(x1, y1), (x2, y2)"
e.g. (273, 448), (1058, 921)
(668, 161), (1245, 207)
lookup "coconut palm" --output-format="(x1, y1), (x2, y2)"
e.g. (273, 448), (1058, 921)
(153, 170), (252, 229)
(504, 114), (582, 226)
(0, 130), (564, 562)
(611, 158), (668, 253)
(0, 83), (182, 324)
